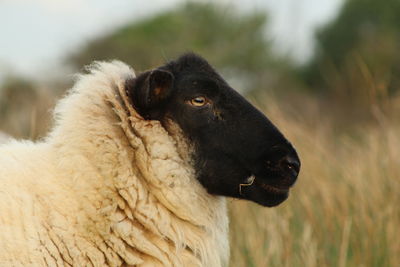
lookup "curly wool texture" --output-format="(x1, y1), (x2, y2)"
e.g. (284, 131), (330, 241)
(0, 61), (229, 266)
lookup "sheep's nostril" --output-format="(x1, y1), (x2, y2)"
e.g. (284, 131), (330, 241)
(280, 155), (300, 178)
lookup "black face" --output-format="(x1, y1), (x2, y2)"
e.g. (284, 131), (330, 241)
(126, 53), (300, 207)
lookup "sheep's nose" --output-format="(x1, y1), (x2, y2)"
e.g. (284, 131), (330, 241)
(279, 154), (300, 183)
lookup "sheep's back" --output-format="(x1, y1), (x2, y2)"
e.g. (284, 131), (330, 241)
(0, 142), (88, 266)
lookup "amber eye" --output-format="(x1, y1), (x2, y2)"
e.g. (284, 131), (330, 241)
(189, 96), (208, 107)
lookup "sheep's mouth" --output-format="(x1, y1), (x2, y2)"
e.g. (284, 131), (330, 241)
(239, 175), (290, 195)
(238, 175), (291, 207)
(258, 182), (289, 194)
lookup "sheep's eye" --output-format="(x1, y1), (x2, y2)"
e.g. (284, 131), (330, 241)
(189, 96), (208, 107)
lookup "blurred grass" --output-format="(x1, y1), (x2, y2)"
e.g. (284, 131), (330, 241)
(229, 93), (400, 267)
(0, 76), (56, 139)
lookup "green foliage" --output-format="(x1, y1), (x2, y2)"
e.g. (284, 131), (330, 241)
(317, 0), (400, 66)
(69, 2), (288, 92)
(71, 2), (271, 70)
(303, 0), (400, 107)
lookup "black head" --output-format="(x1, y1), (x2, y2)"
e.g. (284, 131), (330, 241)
(126, 53), (300, 207)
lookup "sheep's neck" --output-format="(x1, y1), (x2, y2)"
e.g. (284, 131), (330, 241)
(47, 70), (229, 266)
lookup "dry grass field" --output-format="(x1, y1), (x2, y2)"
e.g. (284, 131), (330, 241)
(229, 94), (400, 267)
(0, 86), (399, 266)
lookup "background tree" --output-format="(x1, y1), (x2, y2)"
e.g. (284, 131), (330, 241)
(302, 0), (400, 108)
(2, 2), (294, 138)
(69, 2), (291, 93)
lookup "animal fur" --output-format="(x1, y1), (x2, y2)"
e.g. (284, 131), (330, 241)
(0, 61), (229, 266)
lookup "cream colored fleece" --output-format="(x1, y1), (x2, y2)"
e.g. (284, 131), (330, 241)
(0, 61), (229, 267)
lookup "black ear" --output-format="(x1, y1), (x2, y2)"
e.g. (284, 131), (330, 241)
(126, 69), (174, 120)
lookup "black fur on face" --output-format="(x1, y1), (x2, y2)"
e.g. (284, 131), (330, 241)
(126, 53), (300, 207)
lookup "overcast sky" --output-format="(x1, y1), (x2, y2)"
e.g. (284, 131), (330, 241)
(0, 0), (343, 79)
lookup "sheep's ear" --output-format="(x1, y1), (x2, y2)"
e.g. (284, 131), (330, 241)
(126, 69), (174, 120)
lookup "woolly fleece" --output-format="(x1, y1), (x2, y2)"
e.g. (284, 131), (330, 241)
(0, 61), (229, 267)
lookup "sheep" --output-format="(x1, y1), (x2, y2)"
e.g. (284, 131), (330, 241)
(0, 53), (300, 267)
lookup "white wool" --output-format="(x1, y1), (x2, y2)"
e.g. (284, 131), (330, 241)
(0, 61), (229, 266)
